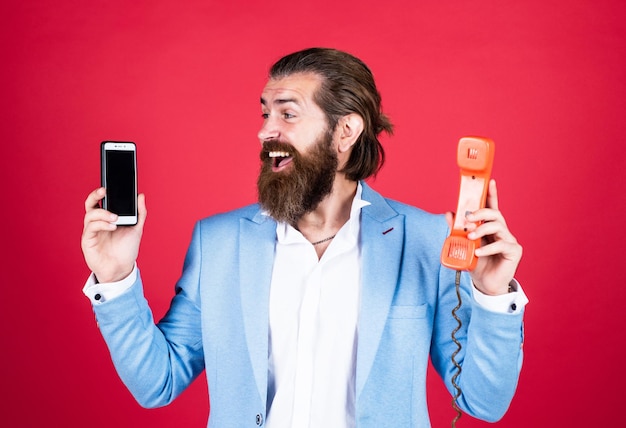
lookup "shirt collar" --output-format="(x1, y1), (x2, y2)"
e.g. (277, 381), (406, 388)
(275, 182), (371, 244)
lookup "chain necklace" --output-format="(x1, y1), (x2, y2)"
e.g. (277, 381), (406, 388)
(311, 234), (336, 245)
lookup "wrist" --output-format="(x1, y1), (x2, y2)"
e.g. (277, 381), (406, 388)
(94, 267), (134, 284)
(472, 279), (514, 296)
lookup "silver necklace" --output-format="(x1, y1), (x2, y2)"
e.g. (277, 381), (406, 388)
(311, 234), (336, 245)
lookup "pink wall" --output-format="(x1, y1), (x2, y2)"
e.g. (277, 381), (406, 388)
(3, 1), (625, 426)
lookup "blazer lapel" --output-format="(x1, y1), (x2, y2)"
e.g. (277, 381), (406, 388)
(235, 185), (405, 403)
(356, 183), (404, 399)
(239, 209), (277, 406)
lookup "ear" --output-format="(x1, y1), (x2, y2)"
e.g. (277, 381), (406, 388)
(336, 113), (364, 153)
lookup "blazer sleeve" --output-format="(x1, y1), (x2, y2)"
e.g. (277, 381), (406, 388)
(91, 222), (205, 408)
(430, 265), (525, 422)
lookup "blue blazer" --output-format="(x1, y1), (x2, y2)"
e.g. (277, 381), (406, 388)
(93, 182), (524, 428)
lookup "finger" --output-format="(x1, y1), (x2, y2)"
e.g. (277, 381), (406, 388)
(136, 193), (147, 227)
(468, 219), (516, 243)
(475, 239), (523, 261)
(85, 187), (106, 212)
(81, 218), (118, 246)
(467, 207), (505, 225)
(84, 219), (118, 235)
(84, 208), (118, 229)
(486, 179), (498, 210)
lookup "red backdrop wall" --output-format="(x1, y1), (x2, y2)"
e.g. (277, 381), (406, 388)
(2, 1), (625, 426)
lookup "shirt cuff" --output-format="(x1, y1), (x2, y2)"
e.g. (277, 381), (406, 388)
(82, 264), (137, 304)
(472, 279), (529, 314)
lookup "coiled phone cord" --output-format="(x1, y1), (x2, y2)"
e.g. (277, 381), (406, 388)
(451, 270), (463, 427)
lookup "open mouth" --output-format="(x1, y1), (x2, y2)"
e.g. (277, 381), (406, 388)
(268, 150), (293, 170)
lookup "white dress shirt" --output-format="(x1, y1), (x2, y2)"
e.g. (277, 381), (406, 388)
(265, 185), (370, 428)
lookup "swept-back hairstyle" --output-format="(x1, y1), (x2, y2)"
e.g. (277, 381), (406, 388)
(269, 47), (394, 180)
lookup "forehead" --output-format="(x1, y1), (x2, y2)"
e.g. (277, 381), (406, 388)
(260, 72), (322, 107)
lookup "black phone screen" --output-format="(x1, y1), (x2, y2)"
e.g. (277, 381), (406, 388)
(105, 150), (136, 216)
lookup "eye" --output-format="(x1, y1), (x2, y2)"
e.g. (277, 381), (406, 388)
(283, 112), (295, 119)
(261, 113), (269, 119)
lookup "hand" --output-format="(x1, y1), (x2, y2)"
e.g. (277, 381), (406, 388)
(81, 187), (147, 283)
(445, 180), (522, 295)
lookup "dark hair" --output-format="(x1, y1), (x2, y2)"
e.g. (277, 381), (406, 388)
(269, 47), (393, 180)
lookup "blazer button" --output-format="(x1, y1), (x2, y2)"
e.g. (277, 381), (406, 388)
(256, 413), (263, 426)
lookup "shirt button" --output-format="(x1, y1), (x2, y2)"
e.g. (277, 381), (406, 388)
(256, 413), (263, 426)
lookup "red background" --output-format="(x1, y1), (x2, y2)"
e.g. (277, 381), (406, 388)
(2, 1), (625, 426)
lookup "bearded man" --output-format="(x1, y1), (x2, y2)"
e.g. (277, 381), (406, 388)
(81, 48), (527, 428)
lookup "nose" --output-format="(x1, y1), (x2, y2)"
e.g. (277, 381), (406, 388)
(257, 114), (280, 142)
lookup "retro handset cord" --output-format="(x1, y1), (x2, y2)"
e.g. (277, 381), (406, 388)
(440, 137), (495, 427)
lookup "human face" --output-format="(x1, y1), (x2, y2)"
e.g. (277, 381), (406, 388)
(258, 72), (331, 170)
(257, 73), (339, 224)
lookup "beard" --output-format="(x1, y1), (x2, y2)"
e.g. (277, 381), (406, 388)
(257, 130), (338, 225)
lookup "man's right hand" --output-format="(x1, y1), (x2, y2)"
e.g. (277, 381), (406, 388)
(81, 187), (147, 283)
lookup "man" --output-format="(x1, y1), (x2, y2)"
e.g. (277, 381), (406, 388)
(82, 48), (527, 428)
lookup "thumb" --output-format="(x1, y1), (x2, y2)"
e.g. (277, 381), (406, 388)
(136, 193), (147, 227)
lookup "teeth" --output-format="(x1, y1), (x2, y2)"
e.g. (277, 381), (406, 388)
(268, 151), (291, 158)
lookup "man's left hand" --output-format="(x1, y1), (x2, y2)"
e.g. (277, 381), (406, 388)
(445, 179), (523, 295)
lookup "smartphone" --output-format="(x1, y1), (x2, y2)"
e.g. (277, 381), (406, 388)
(101, 141), (138, 226)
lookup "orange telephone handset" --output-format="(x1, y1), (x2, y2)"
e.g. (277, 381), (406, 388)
(441, 136), (495, 271)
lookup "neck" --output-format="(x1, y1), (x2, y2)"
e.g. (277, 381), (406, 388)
(294, 175), (357, 259)
(296, 176), (357, 234)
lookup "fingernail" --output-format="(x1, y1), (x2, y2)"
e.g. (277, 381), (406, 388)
(110, 214), (118, 221)
(468, 232), (477, 240)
